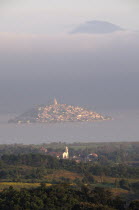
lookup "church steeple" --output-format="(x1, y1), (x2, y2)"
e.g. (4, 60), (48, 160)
(63, 146), (69, 159)
(54, 98), (58, 105)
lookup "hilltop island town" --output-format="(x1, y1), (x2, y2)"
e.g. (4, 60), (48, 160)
(8, 99), (111, 124)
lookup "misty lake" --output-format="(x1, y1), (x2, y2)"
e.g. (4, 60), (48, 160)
(0, 110), (139, 144)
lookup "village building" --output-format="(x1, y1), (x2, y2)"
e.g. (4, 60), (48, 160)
(87, 153), (98, 161)
(62, 146), (69, 159)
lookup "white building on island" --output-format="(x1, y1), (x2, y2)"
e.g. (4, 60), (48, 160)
(54, 98), (58, 105)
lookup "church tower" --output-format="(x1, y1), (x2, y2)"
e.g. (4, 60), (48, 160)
(62, 146), (69, 159)
(54, 98), (58, 105)
(65, 146), (68, 154)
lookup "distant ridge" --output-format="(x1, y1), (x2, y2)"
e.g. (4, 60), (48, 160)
(71, 20), (124, 34)
(8, 99), (111, 124)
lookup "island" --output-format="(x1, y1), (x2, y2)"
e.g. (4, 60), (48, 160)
(8, 99), (111, 124)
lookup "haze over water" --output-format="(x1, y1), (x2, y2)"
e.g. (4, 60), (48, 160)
(0, 0), (139, 145)
(0, 110), (138, 144)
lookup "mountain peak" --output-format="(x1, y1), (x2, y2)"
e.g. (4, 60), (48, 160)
(71, 20), (124, 34)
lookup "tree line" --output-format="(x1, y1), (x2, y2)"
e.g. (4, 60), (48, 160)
(0, 183), (138, 210)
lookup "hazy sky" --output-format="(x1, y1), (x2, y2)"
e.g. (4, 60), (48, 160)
(0, 0), (139, 113)
(1, 0), (139, 34)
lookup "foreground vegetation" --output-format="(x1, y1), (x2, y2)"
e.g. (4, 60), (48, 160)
(0, 183), (138, 210)
(0, 142), (139, 209)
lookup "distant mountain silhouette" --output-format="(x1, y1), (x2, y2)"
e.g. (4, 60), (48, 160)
(71, 20), (124, 34)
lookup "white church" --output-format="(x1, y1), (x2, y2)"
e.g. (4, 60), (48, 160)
(62, 147), (69, 159)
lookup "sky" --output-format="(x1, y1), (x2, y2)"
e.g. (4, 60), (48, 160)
(0, 0), (139, 113)
(1, 0), (139, 34)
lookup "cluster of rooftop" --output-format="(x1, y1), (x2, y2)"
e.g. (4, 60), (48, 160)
(8, 99), (110, 124)
(40, 146), (98, 163)
(37, 99), (105, 123)
(40, 146), (69, 159)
